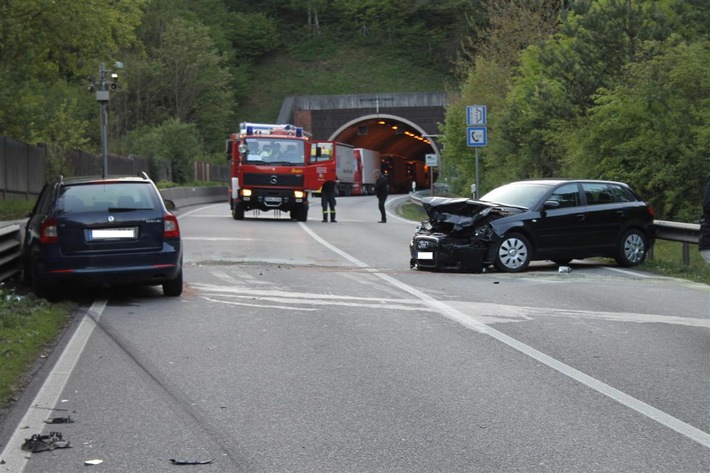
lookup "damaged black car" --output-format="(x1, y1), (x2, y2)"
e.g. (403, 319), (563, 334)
(409, 179), (655, 273)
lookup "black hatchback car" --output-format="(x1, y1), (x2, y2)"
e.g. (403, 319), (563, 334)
(22, 174), (183, 299)
(410, 179), (655, 273)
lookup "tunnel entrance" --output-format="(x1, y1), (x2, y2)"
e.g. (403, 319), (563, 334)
(328, 114), (440, 163)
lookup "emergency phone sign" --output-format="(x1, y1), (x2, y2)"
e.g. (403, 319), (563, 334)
(466, 104), (487, 147)
(467, 127), (487, 147)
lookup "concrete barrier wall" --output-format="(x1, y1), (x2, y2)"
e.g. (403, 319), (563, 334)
(160, 186), (227, 208)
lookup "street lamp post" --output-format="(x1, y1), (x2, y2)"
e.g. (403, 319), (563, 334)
(88, 62), (122, 177)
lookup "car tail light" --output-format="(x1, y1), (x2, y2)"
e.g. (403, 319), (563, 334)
(40, 218), (59, 244)
(164, 213), (180, 239)
(647, 206), (655, 218)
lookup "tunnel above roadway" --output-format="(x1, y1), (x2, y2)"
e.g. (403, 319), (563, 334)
(278, 92), (448, 162)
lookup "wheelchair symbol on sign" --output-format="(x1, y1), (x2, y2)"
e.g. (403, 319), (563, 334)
(467, 126), (487, 147)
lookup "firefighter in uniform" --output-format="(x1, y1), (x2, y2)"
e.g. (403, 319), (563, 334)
(321, 180), (337, 222)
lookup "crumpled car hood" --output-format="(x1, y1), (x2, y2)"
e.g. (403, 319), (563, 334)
(420, 196), (518, 232)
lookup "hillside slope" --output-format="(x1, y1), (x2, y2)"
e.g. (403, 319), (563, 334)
(239, 40), (456, 123)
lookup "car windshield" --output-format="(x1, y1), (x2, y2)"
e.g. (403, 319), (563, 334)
(479, 183), (552, 209)
(244, 138), (304, 165)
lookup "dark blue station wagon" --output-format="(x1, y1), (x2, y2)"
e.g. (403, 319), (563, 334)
(22, 174), (183, 299)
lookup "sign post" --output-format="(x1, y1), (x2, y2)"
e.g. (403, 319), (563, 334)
(466, 105), (487, 199)
(425, 153), (437, 195)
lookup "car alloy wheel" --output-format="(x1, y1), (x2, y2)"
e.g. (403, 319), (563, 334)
(617, 229), (647, 267)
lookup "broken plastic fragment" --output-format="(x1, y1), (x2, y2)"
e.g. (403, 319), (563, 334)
(44, 416), (74, 424)
(170, 458), (213, 465)
(21, 432), (71, 452)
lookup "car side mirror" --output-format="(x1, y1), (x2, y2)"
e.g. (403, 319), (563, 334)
(163, 199), (176, 211)
(543, 200), (560, 209)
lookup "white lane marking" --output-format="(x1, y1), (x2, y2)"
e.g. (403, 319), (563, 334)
(196, 281), (707, 328)
(298, 222), (710, 449)
(176, 203), (223, 219)
(0, 299), (108, 472)
(196, 283), (423, 312)
(203, 296), (319, 311)
(604, 266), (654, 278)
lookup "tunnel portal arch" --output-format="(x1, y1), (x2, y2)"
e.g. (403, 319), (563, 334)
(328, 114), (441, 160)
(282, 92), (448, 164)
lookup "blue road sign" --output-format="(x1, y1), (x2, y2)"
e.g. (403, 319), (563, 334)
(467, 126), (487, 147)
(467, 105), (487, 126)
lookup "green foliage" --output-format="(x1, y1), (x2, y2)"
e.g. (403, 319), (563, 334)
(565, 40), (710, 221)
(122, 118), (202, 184)
(645, 239), (710, 285)
(0, 285), (75, 407)
(0, 200), (35, 220)
(446, 0), (710, 223)
(238, 42), (452, 123)
(228, 12), (280, 59)
(153, 18), (236, 152)
(0, 0), (144, 146)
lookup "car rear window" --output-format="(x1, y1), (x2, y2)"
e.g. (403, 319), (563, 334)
(58, 182), (157, 213)
(607, 184), (636, 202)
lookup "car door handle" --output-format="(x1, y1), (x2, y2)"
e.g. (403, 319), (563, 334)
(616, 210), (625, 217)
(576, 214), (585, 221)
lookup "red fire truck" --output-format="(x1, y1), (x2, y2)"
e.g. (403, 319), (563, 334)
(225, 123), (335, 221)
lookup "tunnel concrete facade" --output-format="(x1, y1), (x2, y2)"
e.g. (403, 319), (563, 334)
(277, 92), (449, 161)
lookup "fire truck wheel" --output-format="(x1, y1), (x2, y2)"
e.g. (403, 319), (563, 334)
(295, 204), (308, 222)
(232, 203), (245, 220)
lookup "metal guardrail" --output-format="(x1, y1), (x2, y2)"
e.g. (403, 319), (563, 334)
(408, 192), (702, 265)
(652, 220), (701, 265)
(0, 223), (22, 283)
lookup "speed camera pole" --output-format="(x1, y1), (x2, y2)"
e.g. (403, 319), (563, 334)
(88, 62), (121, 177)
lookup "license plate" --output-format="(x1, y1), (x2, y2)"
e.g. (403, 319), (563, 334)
(89, 228), (137, 240)
(417, 252), (434, 260)
(264, 196), (282, 203)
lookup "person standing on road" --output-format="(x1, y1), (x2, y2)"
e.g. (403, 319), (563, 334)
(374, 169), (388, 223)
(321, 180), (337, 222)
(700, 174), (710, 265)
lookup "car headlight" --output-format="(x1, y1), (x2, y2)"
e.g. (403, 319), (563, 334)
(241, 189), (252, 197)
(294, 190), (305, 199)
(474, 223), (493, 239)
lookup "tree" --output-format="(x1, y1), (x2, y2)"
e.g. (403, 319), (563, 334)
(114, 18), (235, 156)
(123, 119), (202, 184)
(565, 41), (710, 221)
(444, 0), (561, 195)
(0, 0), (144, 144)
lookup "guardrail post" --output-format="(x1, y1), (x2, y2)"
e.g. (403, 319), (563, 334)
(682, 243), (690, 266)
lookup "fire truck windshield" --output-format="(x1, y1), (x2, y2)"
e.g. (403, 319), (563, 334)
(245, 138), (304, 165)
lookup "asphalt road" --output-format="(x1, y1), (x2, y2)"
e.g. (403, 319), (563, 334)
(1, 195), (708, 472)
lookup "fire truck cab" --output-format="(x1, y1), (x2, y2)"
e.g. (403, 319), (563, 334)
(226, 123), (335, 221)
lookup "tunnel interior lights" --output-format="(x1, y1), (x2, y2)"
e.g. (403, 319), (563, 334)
(373, 120), (432, 144)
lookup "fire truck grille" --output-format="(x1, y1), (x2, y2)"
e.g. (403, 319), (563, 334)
(244, 173), (304, 187)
